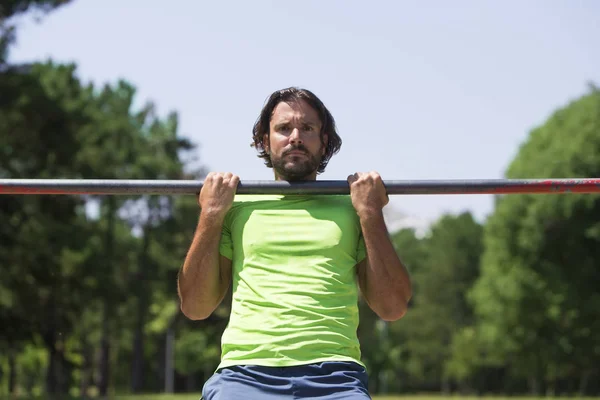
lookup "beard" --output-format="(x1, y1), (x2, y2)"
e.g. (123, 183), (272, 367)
(271, 145), (322, 181)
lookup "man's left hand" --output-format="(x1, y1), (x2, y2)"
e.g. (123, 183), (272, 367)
(347, 171), (389, 218)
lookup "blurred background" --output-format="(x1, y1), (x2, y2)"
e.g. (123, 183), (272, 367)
(1, 0), (599, 399)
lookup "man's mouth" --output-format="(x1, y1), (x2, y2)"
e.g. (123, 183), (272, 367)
(286, 150), (307, 156)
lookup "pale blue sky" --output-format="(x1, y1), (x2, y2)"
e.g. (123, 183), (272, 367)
(8, 0), (600, 230)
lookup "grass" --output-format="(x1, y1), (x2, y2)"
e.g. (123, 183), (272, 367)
(3, 395), (598, 400)
(112, 395), (598, 400)
(114, 394), (412, 400)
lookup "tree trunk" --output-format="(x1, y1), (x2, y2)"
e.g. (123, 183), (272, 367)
(441, 375), (451, 395)
(44, 302), (66, 399)
(98, 197), (116, 398)
(157, 334), (165, 392)
(79, 336), (93, 399)
(367, 363), (379, 394)
(165, 323), (175, 393)
(45, 343), (67, 399)
(186, 373), (196, 392)
(8, 350), (17, 396)
(46, 345), (58, 397)
(528, 375), (539, 396)
(131, 298), (146, 392)
(131, 225), (151, 392)
(380, 369), (389, 394)
(458, 379), (472, 395)
(579, 369), (591, 396)
(98, 301), (111, 398)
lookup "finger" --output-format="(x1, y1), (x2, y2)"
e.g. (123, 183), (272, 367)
(207, 172), (220, 184)
(380, 181), (390, 206)
(221, 172), (233, 185)
(347, 174), (357, 184)
(373, 172), (386, 193)
(382, 190), (390, 206)
(200, 173), (213, 193)
(223, 173), (233, 186)
(229, 175), (240, 188)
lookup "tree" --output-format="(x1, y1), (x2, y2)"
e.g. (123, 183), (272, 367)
(469, 85), (600, 395)
(392, 213), (483, 393)
(0, 58), (204, 397)
(0, 61), (97, 397)
(355, 227), (427, 394)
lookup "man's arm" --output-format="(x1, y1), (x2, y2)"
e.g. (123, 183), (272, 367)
(177, 212), (232, 320)
(177, 172), (239, 320)
(348, 171), (412, 321)
(356, 209), (412, 321)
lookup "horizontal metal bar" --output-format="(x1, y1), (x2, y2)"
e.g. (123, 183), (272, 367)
(1, 178), (600, 196)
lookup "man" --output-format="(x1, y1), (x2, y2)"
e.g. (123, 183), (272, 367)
(178, 87), (412, 399)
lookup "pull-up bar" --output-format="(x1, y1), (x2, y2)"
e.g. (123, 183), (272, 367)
(1, 178), (599, 196)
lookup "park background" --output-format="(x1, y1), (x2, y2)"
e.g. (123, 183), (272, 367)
(1, 0), (599, 398)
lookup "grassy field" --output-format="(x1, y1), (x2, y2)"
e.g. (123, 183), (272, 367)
(111, 395), (597, 400)
(114, 396), (421, 400)
(3, 395), (598, 400)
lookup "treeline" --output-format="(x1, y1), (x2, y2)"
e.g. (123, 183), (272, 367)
(2, 2), (600, 398)
(372, 84), (600, 396)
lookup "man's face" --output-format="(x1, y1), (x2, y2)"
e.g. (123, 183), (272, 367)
(264, 99), (327, 181)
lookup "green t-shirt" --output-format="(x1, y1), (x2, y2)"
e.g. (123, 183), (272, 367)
(216, 194), (367, 370)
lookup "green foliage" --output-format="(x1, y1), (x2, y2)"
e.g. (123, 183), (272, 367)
(174, 329), (220, 376)
(2, 3), (600, 396)
(0, 0), (71, 18)
(392, 213), (483, 390)
(0, 61), (98, 398)
(0, 54), (206, 397)
(470, 86), (600, 393)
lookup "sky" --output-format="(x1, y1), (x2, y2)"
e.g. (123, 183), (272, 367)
(7, 0), (600, 233)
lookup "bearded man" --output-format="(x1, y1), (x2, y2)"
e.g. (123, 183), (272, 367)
(178, 87), (412, 400)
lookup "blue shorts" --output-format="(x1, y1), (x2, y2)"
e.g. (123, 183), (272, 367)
(201, 361), (371, 399)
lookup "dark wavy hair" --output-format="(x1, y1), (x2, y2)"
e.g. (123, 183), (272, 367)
(251, 87), (342, 174)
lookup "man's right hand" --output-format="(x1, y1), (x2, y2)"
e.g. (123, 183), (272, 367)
(199, 172), (240, 219)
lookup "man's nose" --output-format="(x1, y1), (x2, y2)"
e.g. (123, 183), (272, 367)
(289, 128), (303, 144)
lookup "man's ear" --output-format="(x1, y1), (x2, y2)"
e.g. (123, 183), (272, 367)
(262, 133), (269, 153)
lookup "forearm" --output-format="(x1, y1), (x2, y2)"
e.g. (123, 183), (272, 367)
(178, 211), (227, 320)
(359, 209), (412, 320)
